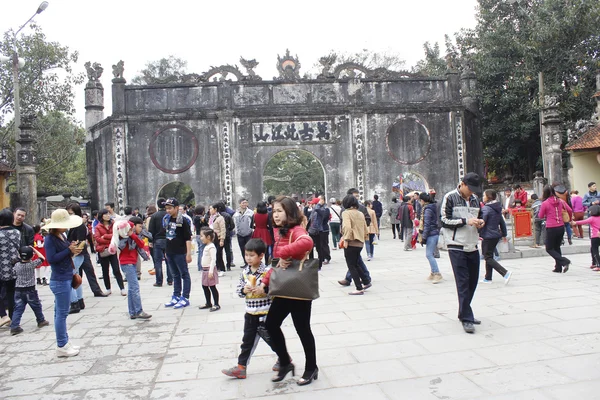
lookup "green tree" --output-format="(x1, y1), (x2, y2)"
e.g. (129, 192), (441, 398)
(0, 24), (83, 130)
(412, 40), (448, 76)
(453, 0), (600, 178)
(158, 182), (195, 206)
(0, 25), (86, 196)
(131, 56), (188, 85)
(263, 150), (325, 197)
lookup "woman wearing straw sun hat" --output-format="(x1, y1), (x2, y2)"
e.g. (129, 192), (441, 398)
(43, 209), (84, 357)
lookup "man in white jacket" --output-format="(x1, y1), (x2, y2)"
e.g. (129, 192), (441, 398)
(234, 199), (254, 268)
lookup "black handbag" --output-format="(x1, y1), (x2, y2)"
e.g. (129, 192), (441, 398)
(269, 233), (319, 301)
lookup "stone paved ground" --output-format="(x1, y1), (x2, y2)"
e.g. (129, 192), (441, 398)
(0, 231), (599, 399)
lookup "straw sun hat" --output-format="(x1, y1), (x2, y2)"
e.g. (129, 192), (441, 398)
(42, 209), (82, 230)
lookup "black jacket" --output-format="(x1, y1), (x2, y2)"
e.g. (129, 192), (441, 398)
(13, 223), (34, 247)
(480, 201), (507, 240)
(149, 209), (167, 242)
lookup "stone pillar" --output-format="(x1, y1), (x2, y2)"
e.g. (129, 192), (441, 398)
(445, 69), (460, 102)
(460, 67), (484, 180)
(112, 75), (126, 116)
(37, 191), (47, 221)
(532, 171), (547, 197)
(16, 115), (38, 225)
(541, 95), (564, 185)
(460, 68), (478, 115)
(351, 114), (367, 202)
(217, 112), (234, 207)
(85, 80), (104, 130)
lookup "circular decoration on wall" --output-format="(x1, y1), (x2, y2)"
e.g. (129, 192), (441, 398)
(386, 117), (431, 165)
(149, 125), (199, 174)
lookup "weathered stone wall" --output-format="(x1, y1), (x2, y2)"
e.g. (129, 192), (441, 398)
(86, 75), (482, 221)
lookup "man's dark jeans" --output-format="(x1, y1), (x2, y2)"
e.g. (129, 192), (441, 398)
(237, 235), (252, 266)
(224, 235), (233, 269)
(79, 250), (103, 295)
(448, 250), (480, 323)
(166, 253), (191, 299)
(153, 239), (172, 285)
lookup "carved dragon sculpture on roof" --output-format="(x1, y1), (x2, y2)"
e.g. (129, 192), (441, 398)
(204, 65), (246, 82)
(331, 62), (419, 80)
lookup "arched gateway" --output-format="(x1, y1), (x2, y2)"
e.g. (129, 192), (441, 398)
(84, 53), (483, 220)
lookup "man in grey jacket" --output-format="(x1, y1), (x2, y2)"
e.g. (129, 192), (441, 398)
(441, 172), (485, 334)
(234, 199), (254, 268)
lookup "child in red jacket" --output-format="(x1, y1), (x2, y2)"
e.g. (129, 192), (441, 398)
(112, 217), (152, 320)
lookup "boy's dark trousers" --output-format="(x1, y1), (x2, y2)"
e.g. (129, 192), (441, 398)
(11, 286), (45, 328)
(238, 313), (274, 366)
(448, 250), (480, 323)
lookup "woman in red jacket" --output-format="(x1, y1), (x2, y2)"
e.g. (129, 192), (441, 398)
(266, 196), (318, 386)
(94, 210), (126, 296)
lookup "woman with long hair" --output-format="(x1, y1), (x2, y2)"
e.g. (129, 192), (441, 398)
(94, 209), (126, 296)
(208, 203), (227, 277)
(266, 196), (318, 386)
(0, 208), (21, 327)
(44, 209), (84, 357)
(539, 185), (572, 273)
(419, 193), (443, 283)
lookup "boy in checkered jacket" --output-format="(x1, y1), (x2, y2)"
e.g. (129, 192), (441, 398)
(222, 238), (277, 379)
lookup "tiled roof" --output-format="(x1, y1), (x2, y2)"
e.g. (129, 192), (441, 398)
(0, 161), (14, 173)
(565, 124), (600, 151)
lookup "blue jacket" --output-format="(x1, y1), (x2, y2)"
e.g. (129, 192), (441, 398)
(583, 191), (600, 208)
(45, 234), (73, 282)
(422, 203), (440, 240)
(480, 201), (507, 240)
(308, 204), (330, 234)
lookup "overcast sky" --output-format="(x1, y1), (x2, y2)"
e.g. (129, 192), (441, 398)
(1, 0), (479, 124)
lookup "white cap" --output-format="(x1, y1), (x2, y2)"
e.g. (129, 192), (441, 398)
(330, 198), (336, 203)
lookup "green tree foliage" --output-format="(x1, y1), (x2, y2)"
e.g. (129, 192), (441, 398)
(131, 56), (188, 85)
(0, 25), (86, 196)
(0, 24), (83, 130)
(158, 182), (195, 206)
(413, 0), (600, 178)
(263, 150), (325, 197)
(411, 40), (448, 76)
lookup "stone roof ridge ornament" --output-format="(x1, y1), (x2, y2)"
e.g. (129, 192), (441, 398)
(203, 65), (245, 82)
(112, 60), (126, 83)
(239, 57), (262, 81)
(276, 49), (301, 82)
(84, 61), (103, 88)
(317, 54), (337, 79)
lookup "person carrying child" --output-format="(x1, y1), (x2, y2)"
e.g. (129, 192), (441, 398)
(109, 217), (152, 320)
(10, 246), (50, 335)
(572, 205), (600, 270)
(198, 227), (220, 312)
(222, 238), (278, 379)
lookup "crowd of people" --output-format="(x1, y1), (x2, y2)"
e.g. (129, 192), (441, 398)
(0, 174), (598, 385)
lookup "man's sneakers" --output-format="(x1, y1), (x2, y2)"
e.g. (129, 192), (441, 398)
(174, 298), (190, 309)
(218, 271), (225, 277)
(10, 326), (23, 335)
(462, 321), (475, 334)
(165, 296), (180, 307)
(56, 342), (80, 358)
(130, 311), (152, 320)
(337, 280), (351, 287)
(431, 273), (443, 284)
(121, 289), (127, 296)
(222, 365), (247, 379)
(37, 320), (50, 328)
(504, 271), (513, 285)
(481, 279), (492, 284)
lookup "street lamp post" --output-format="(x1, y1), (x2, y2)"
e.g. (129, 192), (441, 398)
(1, 2), (49, 224)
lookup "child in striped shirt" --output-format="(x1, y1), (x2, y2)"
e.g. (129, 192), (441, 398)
(222, 239), (277, 379)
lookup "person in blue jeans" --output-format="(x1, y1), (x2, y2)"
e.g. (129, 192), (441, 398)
(419, 193), (443, 283)
(44, 209), (84, 357)
(163, 198), (193, 309)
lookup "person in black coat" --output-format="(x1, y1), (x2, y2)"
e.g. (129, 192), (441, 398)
(480, 190), (512, 285)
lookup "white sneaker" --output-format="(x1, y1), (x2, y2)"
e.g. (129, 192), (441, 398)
(56, 342), (80, 357)
(217, 271), (225, 277)
(121, 289), (127, 296)
(0, 315), (10, 327)
(106, 289), (112, 295)
(504, 271), (513, 285)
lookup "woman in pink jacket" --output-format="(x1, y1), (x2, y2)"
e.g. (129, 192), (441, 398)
(538, 185), (572, 273)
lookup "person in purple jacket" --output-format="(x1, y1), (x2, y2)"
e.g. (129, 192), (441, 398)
(538, 185), (572, 273)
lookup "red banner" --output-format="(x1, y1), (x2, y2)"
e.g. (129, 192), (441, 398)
(513, 211), (532, 238)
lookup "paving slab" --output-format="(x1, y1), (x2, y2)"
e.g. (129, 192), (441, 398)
(0, 229), (598, 399)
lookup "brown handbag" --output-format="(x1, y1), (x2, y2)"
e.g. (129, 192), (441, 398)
(269, 233), (320, 301)
(71, 259), (82, 289)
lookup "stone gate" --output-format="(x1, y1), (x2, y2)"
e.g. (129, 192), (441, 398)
(85, 52), (483, 217)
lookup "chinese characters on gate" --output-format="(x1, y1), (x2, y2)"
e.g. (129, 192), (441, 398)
(252, 121), (332, 143)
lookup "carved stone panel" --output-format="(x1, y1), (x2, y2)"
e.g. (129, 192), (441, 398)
(149, 125), (199, 174)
